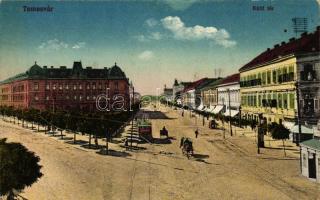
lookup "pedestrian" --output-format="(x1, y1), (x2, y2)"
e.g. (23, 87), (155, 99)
(182, 110), (184, 117)
(195, 128), (199, 138)
(124, 139), (129, 150)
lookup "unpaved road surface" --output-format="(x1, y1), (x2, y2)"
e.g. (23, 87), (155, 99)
(0, 105), (319, 200)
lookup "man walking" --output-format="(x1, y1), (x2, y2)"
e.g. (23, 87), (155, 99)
(195, 128), (199, 138)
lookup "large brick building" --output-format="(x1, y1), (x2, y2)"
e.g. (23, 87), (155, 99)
(0, 61), (131, 111)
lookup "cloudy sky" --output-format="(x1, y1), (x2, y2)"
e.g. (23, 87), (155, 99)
(0, 0), (319, 95)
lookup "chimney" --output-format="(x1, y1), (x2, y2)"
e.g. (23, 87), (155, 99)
(289, 37), (295, 42)
(281, 41), (286, 45)
(50, 66), (54, 69)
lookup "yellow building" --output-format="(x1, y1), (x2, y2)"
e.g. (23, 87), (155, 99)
(239, 27), (320, 127)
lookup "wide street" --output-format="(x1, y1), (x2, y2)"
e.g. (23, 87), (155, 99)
(0, 104), (319, 200)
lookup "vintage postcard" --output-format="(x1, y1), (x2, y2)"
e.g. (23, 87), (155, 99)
(0, 0), (319, 199)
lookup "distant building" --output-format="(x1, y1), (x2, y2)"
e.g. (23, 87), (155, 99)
(239, 26), (320, 128)
(163, 85), (173, 102)
(200, 78), (223, 113)
(172, 79), (191, 104)
(0, 61), (130, 111)
(216, 73), (240, 117)
(182, 78), (217, 109)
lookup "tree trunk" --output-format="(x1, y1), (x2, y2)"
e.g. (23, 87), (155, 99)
(60, 129), (63, 139)
(89, 134), (92, 148)
(282, 140), (286, 157)
(73, 132), (76, 144)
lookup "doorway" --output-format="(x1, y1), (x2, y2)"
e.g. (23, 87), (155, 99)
(308, 153), (317, 179)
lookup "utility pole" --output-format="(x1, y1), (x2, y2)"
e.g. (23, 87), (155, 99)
(295, 82), (302, 146)
(228, 89), (233, 136)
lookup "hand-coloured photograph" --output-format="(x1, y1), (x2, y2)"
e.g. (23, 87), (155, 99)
(0, 0), (319, 199)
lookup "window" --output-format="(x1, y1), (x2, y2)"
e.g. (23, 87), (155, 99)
(262, 72), (266, 85)
(315, 99), (319, 110)
(73, 84), (77, 90)
(46, 84), (50, 90)
(79, 84), (82, 90)
(59, 84), (63, 90)
(258, 93), (261, 107)
(86, 96), (90, 100)
(93, 96), (96, 100)
(98, 83), (102, 89)
(283, 93), (288, 109)
(46, 96), (50, 100)
(278, 93), (282, 108)
(86, 83), (90, 90)
(267, 71), (271, 84)
(272, 70), (277, 83)
(66, 95), (70, 100)
(65, 84), (69, 90)
(289, 93), (295, 109)
(34, 82), (39, 91)
(92, 83), (96, 90)
(79, 95), (83, 101)
(34, 94), (39, 101)
(74, 95), (77, 100)
(53, 83), (56, 90)
(115, 81), (119, 90)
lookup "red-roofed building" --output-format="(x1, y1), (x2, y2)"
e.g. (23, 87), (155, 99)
(239, 26), (320, 131)
(215, 73), (240, 116)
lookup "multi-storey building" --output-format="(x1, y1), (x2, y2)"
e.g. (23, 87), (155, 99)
(172, 79), (191, 104)
(216, 73), (240, 116)
(239, 27), (320, 127)
(0, 61), (130, 111)
(200, 78), (223, 112)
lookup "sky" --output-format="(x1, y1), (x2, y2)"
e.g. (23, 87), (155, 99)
(0, 0), (319, 95)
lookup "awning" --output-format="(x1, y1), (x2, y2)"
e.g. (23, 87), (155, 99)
(290, 125), (314, 134)
(283, 121), (295, 130)
(212, 105), (223, 114)
(223, 109), (239, 117)
(197, 105), (204, 111)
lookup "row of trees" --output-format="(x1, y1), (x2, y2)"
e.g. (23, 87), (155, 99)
(0, 105), (139, 148)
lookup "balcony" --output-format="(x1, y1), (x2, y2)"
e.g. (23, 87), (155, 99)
(278, 72), (294, 83)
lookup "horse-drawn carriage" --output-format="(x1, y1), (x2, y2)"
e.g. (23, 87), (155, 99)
(180, 137), (194, 159)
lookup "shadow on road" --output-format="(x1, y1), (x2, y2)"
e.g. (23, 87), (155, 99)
(259, 157), (299, 161)
(65, 140), (88, 145)
(136, 110), (176, 119)
(153, 137), (173, 144)
(96, 149), (132, 157)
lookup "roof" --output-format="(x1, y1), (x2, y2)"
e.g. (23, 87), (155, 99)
(182, 78), (208, 92)
(239, 27), (320, 72)
(0, 61), (128, 84)
(218, 73), (239, 86)
(301, 139), (320, 151)
(200, 78), (223, 91)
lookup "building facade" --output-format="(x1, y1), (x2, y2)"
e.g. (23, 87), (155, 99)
(0, 61), (130, 112)
(200, 78), (223, 112)
(216, 73), (240, 116)
(239, 27), (320, 127)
